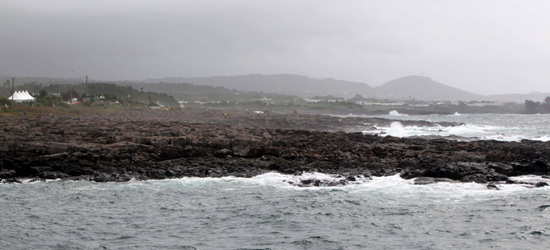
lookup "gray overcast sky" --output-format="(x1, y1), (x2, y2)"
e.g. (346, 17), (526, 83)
(1, 0), (548, 95)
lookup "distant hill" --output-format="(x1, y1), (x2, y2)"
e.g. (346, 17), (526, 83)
(147, 74), (493, 101)
(374, 75), (484, 102)
(5, 74), (545, 103)
(147, 74), (375, 99)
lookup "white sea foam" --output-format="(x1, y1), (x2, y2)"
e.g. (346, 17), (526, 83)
(385, 121), (407, 137)
(351, 113), (550, 142)
(5, 169), (549, 197)
(509, 175), (549, 183)
(156, 172), (550, 194)
(250, 172), (368, 189)
(5, 173), (549, 207)
(389, 110), (408, 116)
(6, 172), (547, 193)
(362, 122), (550, 142)
(242, 173), (550, 202)
(2, 178), (65, 184)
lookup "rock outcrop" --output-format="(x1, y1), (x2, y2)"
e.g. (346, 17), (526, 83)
(1, 110), (549, 187)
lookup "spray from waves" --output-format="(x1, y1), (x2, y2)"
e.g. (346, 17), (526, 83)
(385, 121), (409, 137)
(5, 173), (548, 204)
(367, 121), (444, 138)
(130, 172), (548, 192)
(251, 173), (550, 202)
(349, 113), (550, 142)
(363, 122), (550, 142)
(389, 110), (408, 116)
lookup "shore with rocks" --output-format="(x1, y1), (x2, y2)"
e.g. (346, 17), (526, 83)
(1, 110), (549, 188)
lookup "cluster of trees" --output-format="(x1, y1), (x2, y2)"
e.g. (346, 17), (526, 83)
(35, 90), (64, 107)
(122, 82), (297, 103)
(1, 91), (67, 107)
(524, 97), (550, 114)
(0, 97), (11, 106)
(85, 82), (177, 106)
(1, 82), (179, 107)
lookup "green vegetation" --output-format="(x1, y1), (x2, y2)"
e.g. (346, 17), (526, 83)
(0, 102), (148, 118)
(1, 82), (178, 107)
(35, 95), (62, 107)
(0, 97), (10, 106)
(524, 97), (550, 114)
(0, 77), (536, 115)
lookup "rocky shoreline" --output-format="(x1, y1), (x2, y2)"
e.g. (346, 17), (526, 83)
(1, 110), (549, 188)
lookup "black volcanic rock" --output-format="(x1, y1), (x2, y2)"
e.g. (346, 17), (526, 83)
(1, 110), (550, 184)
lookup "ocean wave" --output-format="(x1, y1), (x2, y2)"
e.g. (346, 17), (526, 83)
(362, 121), (550, 142)
(389, 110), (408, 116)
(153, 172), (549, 194)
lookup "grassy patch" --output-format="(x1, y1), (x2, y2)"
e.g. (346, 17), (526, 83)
(0, 103), (147, 117)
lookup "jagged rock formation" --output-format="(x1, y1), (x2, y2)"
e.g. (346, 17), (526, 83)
(1, 110), (549, 187)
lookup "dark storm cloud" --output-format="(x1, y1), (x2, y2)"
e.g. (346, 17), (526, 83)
(1, 0), (549, 94)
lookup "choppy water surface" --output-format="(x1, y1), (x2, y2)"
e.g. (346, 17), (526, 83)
(3, 113), (550, 249)
(357, 113), (550, 141)
(2, 173), (550, 249)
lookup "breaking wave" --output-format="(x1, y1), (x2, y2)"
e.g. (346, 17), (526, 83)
(3, 172), (549, 249)
(389, 110), (408, 116)
(363, 122), (550, 142)
(121, 172), (550, 198)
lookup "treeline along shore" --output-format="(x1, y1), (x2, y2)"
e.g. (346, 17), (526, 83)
(1, 109), (550, 188)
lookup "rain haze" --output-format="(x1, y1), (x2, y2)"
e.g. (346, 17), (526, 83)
(1, 0), (549, 95)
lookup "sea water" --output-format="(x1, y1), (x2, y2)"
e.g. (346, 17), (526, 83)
(358, 113), (550, 142)
(2, 113), (550, 249)
(1, 174), (550, 249)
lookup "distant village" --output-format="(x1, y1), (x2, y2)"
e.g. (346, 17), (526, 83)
(1, 77), (548, 115)
(1, 78), (179, 111)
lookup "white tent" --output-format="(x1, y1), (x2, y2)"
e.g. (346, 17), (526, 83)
(8, 90), (35, 103)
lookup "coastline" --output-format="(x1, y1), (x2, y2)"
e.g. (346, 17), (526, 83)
(1, 110), (549, 187)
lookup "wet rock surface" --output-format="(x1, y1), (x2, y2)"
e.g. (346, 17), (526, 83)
(1, 110), (549, 187)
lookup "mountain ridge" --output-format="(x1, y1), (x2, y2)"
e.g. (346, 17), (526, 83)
(3, 74), (549, 103)
(146, 74), (487, 101)
(147, 74), (374, 99)
(374, 75), (484, 101)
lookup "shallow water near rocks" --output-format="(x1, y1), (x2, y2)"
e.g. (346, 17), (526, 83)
(2, 173), (550, 249)
(356, 113), (550, 141)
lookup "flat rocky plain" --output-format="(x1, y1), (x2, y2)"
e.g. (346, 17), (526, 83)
(1, 109), (549, 187)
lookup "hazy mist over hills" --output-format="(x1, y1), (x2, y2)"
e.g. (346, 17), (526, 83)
(1, 1), (548, 96)
(149, 74), (373, 99)
(374, 76), (483, 101)
(4, 73), (549, 103)
(143, 74), (545, 102)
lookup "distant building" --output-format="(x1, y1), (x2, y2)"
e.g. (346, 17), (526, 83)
(148, 102), (164, 110)
(8, 90), (35, 103)
(468, 102), (504, 107)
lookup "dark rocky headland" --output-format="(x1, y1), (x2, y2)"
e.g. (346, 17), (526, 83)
(1, 110), (549, 188)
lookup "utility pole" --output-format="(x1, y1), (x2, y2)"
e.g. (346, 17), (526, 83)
(11, 78), (14, 102)
(85, 75), (88, 97)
